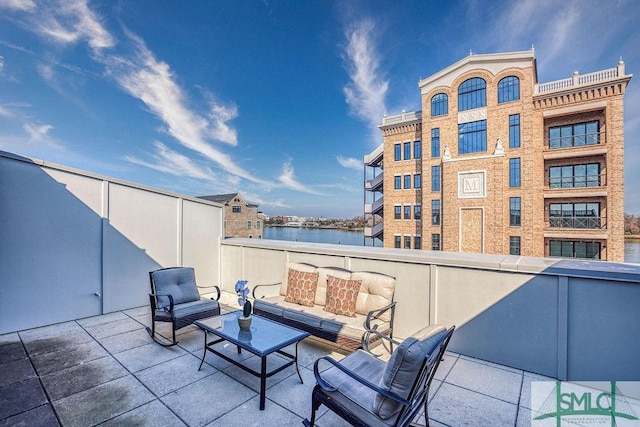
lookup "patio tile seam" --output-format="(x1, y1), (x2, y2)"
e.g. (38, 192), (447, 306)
(441, 379), (523, 407)
(16, 335), (64, 426)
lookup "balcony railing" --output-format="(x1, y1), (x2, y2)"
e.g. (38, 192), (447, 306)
(548, 215), (606, 229)
(535, 64), (624, 94)
(364, 221), (384, 239)
(546, 173), (606, 189)
(381, 110), (422, 126)
(547, 131), (604, 150)
(365, 172), (384, 192)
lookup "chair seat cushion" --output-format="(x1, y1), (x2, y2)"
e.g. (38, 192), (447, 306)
(373, 325), (447, 419)
(155, 299), (220, 329)
(319, 350), (399, 426)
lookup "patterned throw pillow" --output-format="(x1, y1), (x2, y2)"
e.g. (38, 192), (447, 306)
(323, 275), (361, 317)
(284, 269), (319, 307)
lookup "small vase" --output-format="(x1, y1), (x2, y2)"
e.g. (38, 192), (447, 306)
(238, 315), (252, 331)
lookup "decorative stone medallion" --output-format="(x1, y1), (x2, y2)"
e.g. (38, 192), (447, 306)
(458, 171), (486, 198)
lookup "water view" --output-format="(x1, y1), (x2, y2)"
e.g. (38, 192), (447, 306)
(264, 226), (640, 263)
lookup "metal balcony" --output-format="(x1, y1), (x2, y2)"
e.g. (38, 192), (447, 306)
(365, 172), (384, 192)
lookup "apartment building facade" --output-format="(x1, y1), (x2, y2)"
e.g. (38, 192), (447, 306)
(199, 193), (262, 239)
(364, 50), (631, 261)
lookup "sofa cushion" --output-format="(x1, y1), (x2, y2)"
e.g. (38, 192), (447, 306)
(315, 267), (352, 306)
(284, 269), (319, 307)
(373, 325), (447, 419)
(324, 275), (361, 317)
(280, 262), (317, 297)
(351, 271), (395, 321)
(151, 267), (200, 309)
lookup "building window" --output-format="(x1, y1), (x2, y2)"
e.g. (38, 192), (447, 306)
(549, 203), (601, 229)
(431, 166), (441, 191)
(414, 205), (422, 220)
(404, 235), (411, 249)
(509, 114), (520, 148)
(403, 142), (411, 160)
(549, 121), (599, 149)
(458, 120), (487, 154)
(414, 173), (422, 189)
(549, 163), (600, 188)
(256, 220), (261, 229)
(509, 158), (521, 187)
(394, 175), (401, 190)
(431, 234), (441, 251)
(458, 77), (486, 111)
(414, 140), (421, 159)
(414, 236), (422, 250)
(431, 93), (448, 117)
(498, 76), (520, 103)
(247, 221), (252, 229)
(232, 206), (241, 213)
(404, 205), (411, 220)
(431, 128), (440, 158)
(510, 197), (521, 226)
(394, 205), (401, 220)
(431, 200), (440, 225)
(394, 143), (401, 161)
(549, 240), (601, 259)
(394, 235), (401, 248)
(510, 236), (521, 255)
(404, 174), (411, 189)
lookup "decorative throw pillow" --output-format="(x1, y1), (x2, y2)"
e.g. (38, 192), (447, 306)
(284, 269), (319, 307)
(323, 275), (361, 317)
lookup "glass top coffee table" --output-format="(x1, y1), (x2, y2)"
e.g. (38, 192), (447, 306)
(195, 311), (310, 410)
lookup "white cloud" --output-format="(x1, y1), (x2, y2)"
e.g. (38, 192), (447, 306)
(27, 0), (114, 53)
(0, 55), (4, 73)
(342, 19), (388, 132)
(105, 32), (267, 185)
(23, 123), (53, 140)
(123, 141), (218, 182)
(0, 105), (11, 117)
(0, 0), (35, 11)
(337, 155), (362, 171)
(278, 160), (324, 195)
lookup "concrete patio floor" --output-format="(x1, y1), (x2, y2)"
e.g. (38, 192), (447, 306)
(1, 304), (552, 426)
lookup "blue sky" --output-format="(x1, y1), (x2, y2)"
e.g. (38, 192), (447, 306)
(1, 0), (639, 218)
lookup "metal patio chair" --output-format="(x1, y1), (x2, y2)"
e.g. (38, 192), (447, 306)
(303, 324), (455, 427)
(147, 267), (221, 346)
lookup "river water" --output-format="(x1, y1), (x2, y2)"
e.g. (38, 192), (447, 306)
(264, 226), (640, 263)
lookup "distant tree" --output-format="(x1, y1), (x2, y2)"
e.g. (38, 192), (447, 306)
(625, 214), (640, 235)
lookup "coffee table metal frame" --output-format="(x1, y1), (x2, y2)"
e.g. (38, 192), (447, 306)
(195, 312), (310, 410)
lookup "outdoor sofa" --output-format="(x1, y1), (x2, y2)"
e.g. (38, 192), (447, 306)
(252, 262), (396, 351)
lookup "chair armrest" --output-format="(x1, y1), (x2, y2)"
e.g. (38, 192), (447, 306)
(149, 293), (175, 312)
(364, 301), (396, 330)
(361, 327), (402, 353)
(197, 285), (221, 301)
(313, 356), (411, 407)
(252, 282), (281, 299)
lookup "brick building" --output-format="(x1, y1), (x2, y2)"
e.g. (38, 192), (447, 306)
(199, 193), (262, 239)
(364, 50), (631, 261)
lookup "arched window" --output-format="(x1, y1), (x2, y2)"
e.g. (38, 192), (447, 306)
(498, 76), (520, 103)
(458, 78), (486, 111)
(431, 93), (448, 117)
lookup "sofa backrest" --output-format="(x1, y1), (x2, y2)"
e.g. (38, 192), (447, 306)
(280, 262), (395, 318)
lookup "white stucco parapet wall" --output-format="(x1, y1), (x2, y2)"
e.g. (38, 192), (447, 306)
(221, 238), (640, 283)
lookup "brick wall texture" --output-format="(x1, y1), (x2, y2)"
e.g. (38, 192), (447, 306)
(376, 54), (630, 262)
